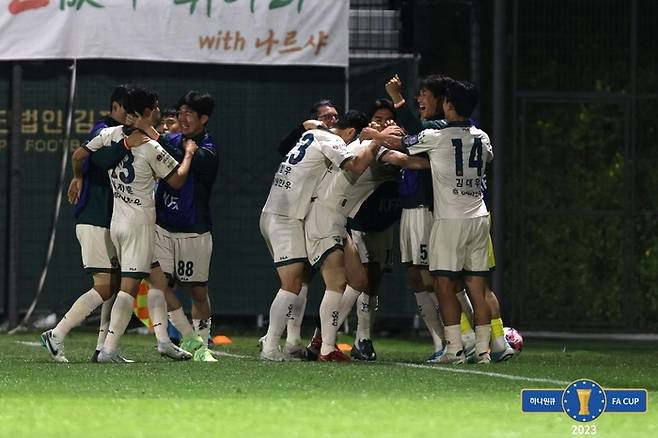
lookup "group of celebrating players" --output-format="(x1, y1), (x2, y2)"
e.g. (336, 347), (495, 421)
(260, 74), (516, 364)
(40, 72), (518, 365)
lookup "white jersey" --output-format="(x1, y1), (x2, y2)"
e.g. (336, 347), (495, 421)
(85, 126), (179, 225)
(262, 129), (354, 220)
(314, 139), (398, 219)
(407, 123), (493, 219)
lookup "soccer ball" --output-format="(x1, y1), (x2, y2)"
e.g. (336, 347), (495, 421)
(504, 327), (523, 353)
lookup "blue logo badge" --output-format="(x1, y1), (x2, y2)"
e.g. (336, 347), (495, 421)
(522, 379), (647, 422)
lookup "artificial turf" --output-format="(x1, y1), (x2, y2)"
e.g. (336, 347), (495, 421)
(0, 332), (655, 437)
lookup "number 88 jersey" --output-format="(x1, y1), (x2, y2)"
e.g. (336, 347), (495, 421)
(262, 129), (354, 220)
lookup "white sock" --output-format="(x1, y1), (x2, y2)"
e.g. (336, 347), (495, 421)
(475, 324), (492, 356)
(337, 285), (361, 327)
(102, 291), (135, 355)
(414, 291), (444, 352)
(147, 288), (170, 344)
(193, 317), (212, 347)
(490, 334), (508, 353)
(52, 288), (104, 340)
(444, 324), (463, 354)
(286, 283), (308, 345)
(168, 307), (194, 337)
(456, 289), (474, 325)
(356, 293), (376, 341)
(427, 292), (445, 339)
(263, 289), (297, 352)
(96, 293), (116, 350)
(319, 289), (342, 356)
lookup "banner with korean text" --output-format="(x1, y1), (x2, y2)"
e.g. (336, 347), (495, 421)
(0, 0), (348, 67)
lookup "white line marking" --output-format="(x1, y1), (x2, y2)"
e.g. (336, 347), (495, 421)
(210, 350), (251, 359)
(16, 341), (42, 347)
(523, 331), (658, 342)
(397, 362), (570, 385)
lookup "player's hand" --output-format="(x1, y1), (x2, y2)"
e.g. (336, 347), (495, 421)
(384, 119), (399, 129)
(303, 119), (324, 130)
(385, 74), (404, 104)
(67, 177), (82, 205)
(360, 126), (380, 140)
(183, 139), (198, 155)
(125, 130), (150, 148)
(127, 112), (153, 134)
(377, 125), (404, 149)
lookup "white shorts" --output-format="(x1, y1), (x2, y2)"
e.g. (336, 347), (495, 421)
(110, 221), (155, 279)
(428, 216), (490, 276)
(259, 211), (307, 267)
(351, 228), (394, 272)
(304, 202), (347, 267)
(75, 224), (118, 273)
(154, 226), (213, 285)
(399, 207), (433, 266)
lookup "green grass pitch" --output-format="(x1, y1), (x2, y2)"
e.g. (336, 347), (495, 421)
(0, 332), (655, 437)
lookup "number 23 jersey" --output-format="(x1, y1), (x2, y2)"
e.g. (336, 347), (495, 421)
(85, 126), (180, 225)
(262, 129), (354, 220)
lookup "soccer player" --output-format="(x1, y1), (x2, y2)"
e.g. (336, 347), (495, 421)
(390, 75), (514, 363)
(404, 80), (494, 364)
(259, 111), (384, 361)
(385, 74), (458, 361)
(131, 91), (219, 362)
(40, 85), (135, 363)
(272, 99), (340, 353)
(305, 118), (411, 362)
(344, 99), (402, 361)
(81, 87), (197, 363)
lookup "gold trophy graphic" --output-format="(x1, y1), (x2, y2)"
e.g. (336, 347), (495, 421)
(576, 389), (592, 416)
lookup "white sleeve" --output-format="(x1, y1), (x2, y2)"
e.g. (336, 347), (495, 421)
(482, 132), (494, 162)
(320, 136), (355, 168)
(406, 129), (442, 155)
(82, 127), (119, 152)
(146, 141), (179, 179)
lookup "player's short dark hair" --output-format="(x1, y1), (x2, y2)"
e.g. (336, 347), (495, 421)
(419, 74), (452, 99)
(161, 107), (178, 118)
(335, 110), (369, 135)
(123, 86), (159, 116)
(309, 99), (337, 118)
(445, 80), (479, 118)
(178, 90), (214, 119)
(109, 84), (129, 111)
(367, 98), (396, 121)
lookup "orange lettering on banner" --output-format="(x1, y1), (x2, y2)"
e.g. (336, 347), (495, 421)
(304, 31), (329, 55)
(255, 29), (280, 56)
(278, 31), (302, 54)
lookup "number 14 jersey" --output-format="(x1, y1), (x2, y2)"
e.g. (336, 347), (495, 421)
(407, 121), (493, 219)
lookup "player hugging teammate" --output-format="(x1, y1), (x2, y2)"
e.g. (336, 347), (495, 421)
(259, 75), (518, 365)
(42, 86), (219, 363)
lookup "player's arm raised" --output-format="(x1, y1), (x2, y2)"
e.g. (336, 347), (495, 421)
(163, 139), (198, 189)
